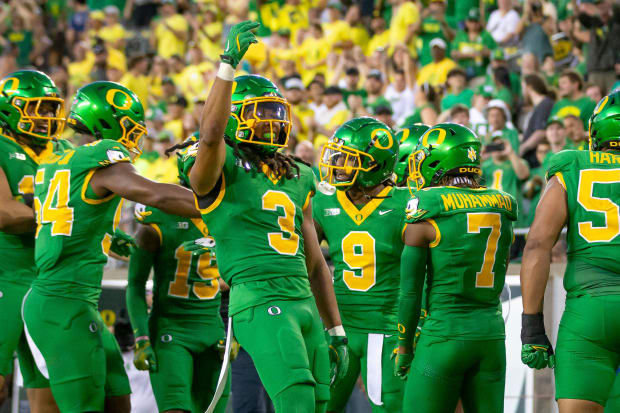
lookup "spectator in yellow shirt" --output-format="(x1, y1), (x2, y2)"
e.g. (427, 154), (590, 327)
(343, 5), (369, 49)
(178, 45), (214, 103)
(98, 6), (126, 51)
(191, 4), (222, 61)
(152, 0), (189, 59)
(365, 15), (390, 56)
(389, 0), (420, 56)
(283, 77), (316, 143)
(68, 41), (94, 93)
(313, 86), (350, 139)
(120, 54), (150, 110)
(164, 95), (187, 141)
(298, 24), (330, 85)
(416, 38), (457, 87)
(322, 1), (351, 50)
(275, 0), (309, 46)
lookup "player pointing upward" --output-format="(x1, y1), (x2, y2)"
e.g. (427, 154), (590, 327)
(187, 21), (348, 413)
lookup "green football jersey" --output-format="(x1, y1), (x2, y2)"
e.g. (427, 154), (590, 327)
(32, 140), (131, 305)
(194, 144), (316, 315)
(134, 203), (221, 318)
(0, 132), (72, 286)
(313, 186), (410, 334)
(546, 150), (620, 297)
(406, 186), (517, 339)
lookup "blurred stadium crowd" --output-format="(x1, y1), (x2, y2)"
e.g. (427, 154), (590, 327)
(1, 0), (619, 243)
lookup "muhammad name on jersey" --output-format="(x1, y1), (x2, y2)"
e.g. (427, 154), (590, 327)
(406, 189), (514, 220)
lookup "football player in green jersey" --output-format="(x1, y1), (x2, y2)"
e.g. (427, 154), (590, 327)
(22, 81), (199, 413)
(395, 123), (517, 412)
(520, 91), (620, 412)
(314, 117), (408, 412)
(126, 133), (231, 413)
(393, 123), (429, 187)
(187, 21), (348, 413)
(0, 69), (70, 413)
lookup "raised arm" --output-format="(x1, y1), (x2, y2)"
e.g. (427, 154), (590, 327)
(91, 162), (199, 218)
(0, 167), (36, 234)
(189, 21), (259, 196)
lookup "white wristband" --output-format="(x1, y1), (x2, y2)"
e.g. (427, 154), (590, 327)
(217, 62), (235, 81)
(328, 325), (346, 337)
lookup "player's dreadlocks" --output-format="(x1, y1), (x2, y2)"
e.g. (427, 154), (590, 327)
(164, 139), (194, 157)
(438, 174), (481, 189)
(164, 137), (308, 180)
(227, 137), (305, 180)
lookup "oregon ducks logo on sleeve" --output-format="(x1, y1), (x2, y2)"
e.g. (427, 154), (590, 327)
(371, 128), (394, 150)
(105, 88), (132, 110)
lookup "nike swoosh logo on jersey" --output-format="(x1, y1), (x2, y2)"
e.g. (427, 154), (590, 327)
(379, 210), (393, 215)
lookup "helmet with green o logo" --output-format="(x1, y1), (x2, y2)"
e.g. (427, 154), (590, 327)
(67, 81), (147, 156)
(319, 117), (398, 189)
(589, 91), (620, 151)
(0, 70), (65, 143)
(409, 123), (481, 192)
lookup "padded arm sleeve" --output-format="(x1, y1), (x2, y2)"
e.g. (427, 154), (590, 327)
(397, 245), (428, 350)
(126, 246), (155, 339)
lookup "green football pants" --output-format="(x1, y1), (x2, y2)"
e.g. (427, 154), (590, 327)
(556, 295), (620, 405)
(22, 289), (130, 413)
(403, 334), (505, 413)
(149, 316), (230, 413)
(0, 280), (49, 388)
(233, 297), (330, 413)
(327, 330), (403, 413)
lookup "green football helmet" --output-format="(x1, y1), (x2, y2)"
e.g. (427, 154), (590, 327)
(67, 81), (147, 156)
(409, 123), (481, 192)
(319, 117), (398, 189)
(0, 70), (65, 142)
(589, 91), (620, 151)
(394, 123), (430, 186)
(225, 75), (291, 153)
(176, 131), (199, 187)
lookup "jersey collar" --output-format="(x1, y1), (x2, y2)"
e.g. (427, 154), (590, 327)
(336, 186), (393, 226)
(0, 131), (55, 164)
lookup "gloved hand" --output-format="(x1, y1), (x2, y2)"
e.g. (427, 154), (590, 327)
(392, 347), (413, 380)
(110, 228), (136, 257)
(521, 313), (555, 369)
(220, 21), (260, 68)
(134, 339), (157, 372)
(217, 336), (240, 361)
(327, 327), (349, 386)
(182, 237), (216, 256)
